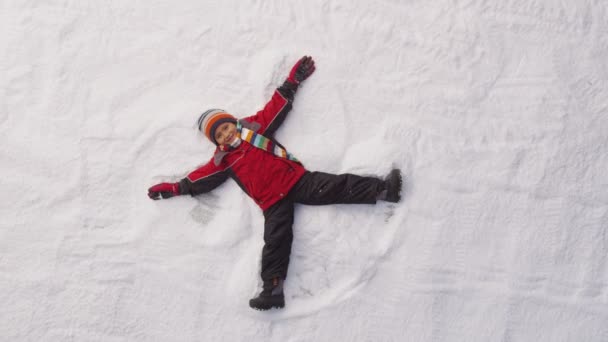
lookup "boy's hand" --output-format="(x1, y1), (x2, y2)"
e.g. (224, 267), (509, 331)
(148, 182), (180, 200)
(287, 56), (315, 84)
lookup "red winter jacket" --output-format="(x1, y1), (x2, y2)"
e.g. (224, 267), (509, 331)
(178, 81), (306, 211)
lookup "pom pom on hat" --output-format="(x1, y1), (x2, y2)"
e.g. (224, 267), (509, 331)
(197, 109), (237, 145)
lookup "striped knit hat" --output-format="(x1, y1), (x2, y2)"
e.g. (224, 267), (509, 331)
(197, 109), (237, 145)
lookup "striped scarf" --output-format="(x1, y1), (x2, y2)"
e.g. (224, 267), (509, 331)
(232, 121), (300, 163)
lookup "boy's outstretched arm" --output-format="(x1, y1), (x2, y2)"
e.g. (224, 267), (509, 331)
(247, 56), (315, 137)
(148, 158), (229, 200)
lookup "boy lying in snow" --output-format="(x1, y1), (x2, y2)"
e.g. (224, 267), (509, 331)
(148, 56), (402, 310)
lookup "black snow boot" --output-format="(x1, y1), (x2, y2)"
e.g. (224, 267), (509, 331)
(378, 169), (402, 203)
(249, 277), (285, 311)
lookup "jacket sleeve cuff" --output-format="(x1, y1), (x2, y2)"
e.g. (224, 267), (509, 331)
(278, 80), (299, 99)
(178, 179), (190, 195)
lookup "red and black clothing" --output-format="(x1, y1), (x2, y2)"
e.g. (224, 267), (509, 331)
(178, 81), (384, 281)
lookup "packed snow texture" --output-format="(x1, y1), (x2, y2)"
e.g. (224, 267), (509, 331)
(1, 0), (608, 341)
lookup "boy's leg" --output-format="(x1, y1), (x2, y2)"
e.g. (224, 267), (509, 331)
(260, 198), (295, 281)
(250, 198), (294, 310)
(288, 171), (384, 205)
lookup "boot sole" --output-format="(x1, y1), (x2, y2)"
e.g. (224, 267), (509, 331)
(386, 169), (403, 203)
(250, 303), (285, 311)
(251, 305), (285, 311)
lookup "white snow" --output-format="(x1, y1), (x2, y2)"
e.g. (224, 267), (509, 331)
(1, 0), (608, 341)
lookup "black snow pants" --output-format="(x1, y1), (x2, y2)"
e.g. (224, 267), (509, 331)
(260, 171), (384, 281)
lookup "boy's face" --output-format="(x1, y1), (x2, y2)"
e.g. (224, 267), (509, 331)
(214, 122), (237, 145)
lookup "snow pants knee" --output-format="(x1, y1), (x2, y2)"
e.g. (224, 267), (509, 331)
(260, 171), (384, 281)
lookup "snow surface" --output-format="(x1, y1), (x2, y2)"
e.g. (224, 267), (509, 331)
(1, 0), (608, 341)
